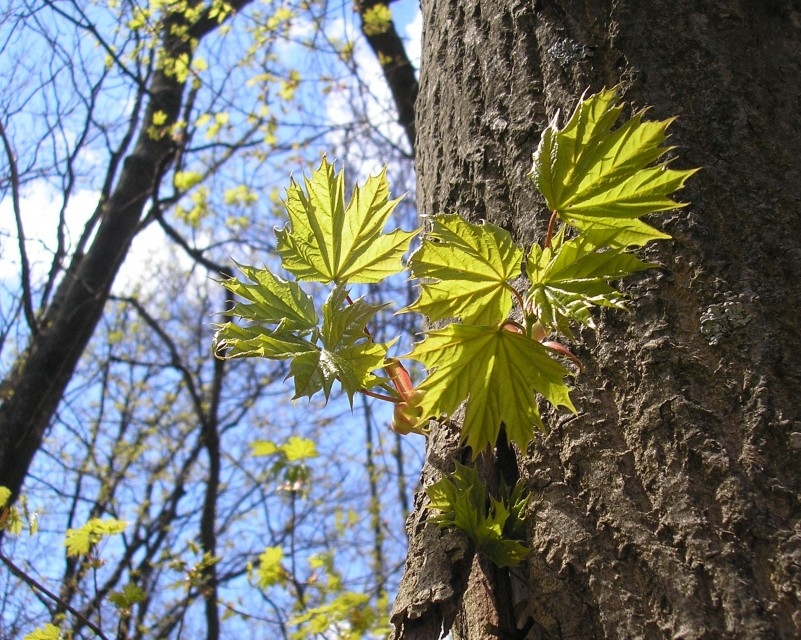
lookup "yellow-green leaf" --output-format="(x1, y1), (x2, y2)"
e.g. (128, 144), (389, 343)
(23, 623), (62, 640)
(282, 436), (318, 462)
(526, 228), (654, 335)
(275, 156), (415, 284)
(362, 4), (392, 36)
(288, 286), (390, 403)
(529, 88), (698, 245)
(219, 264), (318, 332)
(250, 440), (280, 457)
(406, 214), (523, 326)
(409, 325), (575, 456)
(257, 546), (285, 589)
(174, 170), (204, 191)
(64, 518), (127, 557)
(109, 583), (147, 609)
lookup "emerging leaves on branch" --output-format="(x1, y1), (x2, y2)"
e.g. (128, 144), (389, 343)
(217, 89), (696, 446)
(426, 462), (530, 568)
(215, 89), (696, 566)
(64, 518), (127, 557)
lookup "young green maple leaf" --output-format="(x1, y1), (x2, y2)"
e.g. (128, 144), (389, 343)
(409, 324), (575, 456)
(426, 462), (530, 567)
(529, 88), (698, 246)
(22, 624), (62, 640)
(214, 321), (316, 360)
(406, 214), (523, 326)
(275, 156), (416, 284)
(526, 228), (655, 336)
(64, 518), (127, 557)
(289, 286), (391, 404)
(213, 263), (319, 360)
(219, 263), (318, 331)
(109, 583), (147, 610)
(256, 546), (286, 589)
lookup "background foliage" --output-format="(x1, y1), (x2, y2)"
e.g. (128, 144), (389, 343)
(0, 1), (422, 638)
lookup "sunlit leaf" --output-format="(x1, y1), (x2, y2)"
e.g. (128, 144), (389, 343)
(219, 263), (318, 332)
(23, 624), (62, 640)
(109, 583), (147, 609)
(64, 518), (127, 557)
(362, 4), (392, 36)
(406, 214), (523, 325)
(282, 436), (318, 462)
(526, 228), (654, 335)
(409, 325), (575, 456)
(250, 440), (280, 457)
(275, 156), (415, 284)
(257, 546), (285, 589)
(289, 592), (373, 639)
(530, 88), (698, 245)
(213, 320), (316, 360)
(289, 286), (391, 403)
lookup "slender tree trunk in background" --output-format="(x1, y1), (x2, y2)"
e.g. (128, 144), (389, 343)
(392, 1), (801, 638)
(0, 1), (253, 506)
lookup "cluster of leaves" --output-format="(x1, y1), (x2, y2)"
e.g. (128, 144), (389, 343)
(0, 486), (38, 536)
(213, 157), (414, 406)
(250, 435), (318, 493)
(251, 547), (389, 639)
(64, 518), (127, 558)
(214, 88), (696, 566)
(2, 495), (133, 640)
(426, 463), (529, 567)
(9, 436), (324, 640)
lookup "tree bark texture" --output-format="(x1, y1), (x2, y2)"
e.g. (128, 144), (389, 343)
(392, 1), (801, 638)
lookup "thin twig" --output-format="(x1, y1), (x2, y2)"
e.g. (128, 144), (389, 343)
(0, 550), (110, 640)
(544, 210), (558, 249)
(0, 121), (37, 334)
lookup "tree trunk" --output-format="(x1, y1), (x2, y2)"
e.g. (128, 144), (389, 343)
(391, 1), (801, 638)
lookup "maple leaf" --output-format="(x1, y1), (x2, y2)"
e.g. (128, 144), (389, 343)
(219, 263), (318, 331)
(526, 228), (654, 336)
(22, 624), (62, 640)
(109, 583), (147, 609)
(409, 324), (575, 456)
(256, 546), (285, 589)
(426, 462), (530, 567)
(275, 156), (416, 284)
(64, 518), (127, 557)
(213, 263), (319, 359)
(406, 214), (523, 326)
(529, 88), (698, 246)
(213, 321), (316, 360)
(288, 286), (391, 404)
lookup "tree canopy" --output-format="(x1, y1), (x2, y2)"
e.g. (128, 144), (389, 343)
(0, 1), (421, 638)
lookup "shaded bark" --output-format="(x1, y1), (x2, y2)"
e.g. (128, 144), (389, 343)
(0, 1), (254, 505)
(392, 1), (801, 638)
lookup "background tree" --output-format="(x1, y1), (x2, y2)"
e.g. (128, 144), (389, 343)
(390, 1), (801, 639)
(0, 0), (422, 638)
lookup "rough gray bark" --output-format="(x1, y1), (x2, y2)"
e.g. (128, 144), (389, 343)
(392, 1), (801, 638)
(0, 1), (254, 505)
